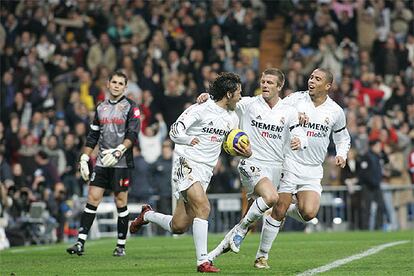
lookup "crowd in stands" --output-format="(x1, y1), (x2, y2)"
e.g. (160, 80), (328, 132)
(0, 0), (413, 247)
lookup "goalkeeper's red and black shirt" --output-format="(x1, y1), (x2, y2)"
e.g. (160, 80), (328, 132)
(86, 96), (140, 168)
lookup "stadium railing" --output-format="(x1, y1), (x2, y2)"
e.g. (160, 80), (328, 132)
(88, 184), (413, 237)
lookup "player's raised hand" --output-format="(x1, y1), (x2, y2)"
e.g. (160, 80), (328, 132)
(290, 137), (301, 150)
(234, 140), (252, 158)
(335, 156), (346, 168)
(190, 137), (200, 146)
(196, 93), (209, 104)
(298, 112), (309, 124)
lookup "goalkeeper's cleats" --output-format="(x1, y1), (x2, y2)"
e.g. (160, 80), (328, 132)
(129, 204), (152, 233)
(113, 246), (126, 257)
(66, 242), (84, 256)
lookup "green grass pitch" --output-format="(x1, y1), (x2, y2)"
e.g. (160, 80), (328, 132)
(1, 231), (413, 275)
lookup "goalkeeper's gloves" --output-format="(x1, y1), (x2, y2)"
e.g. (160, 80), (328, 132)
(102, 144), (127, 167)
(79, 154), (90, 181)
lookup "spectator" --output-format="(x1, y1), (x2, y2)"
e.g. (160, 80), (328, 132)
(129, 145), (153, 203)
(42, 135), (67, 177)
(357, 140), (386, 230)
(139, 113), (168, 164)
(86, 33), (117, 74)
(150, 140), (173, 235)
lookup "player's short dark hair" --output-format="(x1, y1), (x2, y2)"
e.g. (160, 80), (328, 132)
(263, 68), (285, 88)
(208, 72), (241, 101)
(109, 70), (128, 85)
(316, 68), (333, 84)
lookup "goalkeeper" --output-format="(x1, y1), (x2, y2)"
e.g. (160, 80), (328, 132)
(66, 71), (140, 257)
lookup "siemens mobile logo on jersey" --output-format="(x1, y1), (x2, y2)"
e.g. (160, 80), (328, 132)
(202, 127), (230, 142)
(251, 120), (283, 140)
(300, 122), (329, 138)
(202, 127), (230, 136)
(99, 117), (125, 125)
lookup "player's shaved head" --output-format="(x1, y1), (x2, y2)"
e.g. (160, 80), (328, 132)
(315, 68), (333, 85)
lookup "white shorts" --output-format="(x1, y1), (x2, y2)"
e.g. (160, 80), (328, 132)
(278, 170), (322, 195)
(171, 153), (213, 200)
(238, 159), (282, 199)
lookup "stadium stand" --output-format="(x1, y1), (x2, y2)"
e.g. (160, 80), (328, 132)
(0, 0), (413, 248)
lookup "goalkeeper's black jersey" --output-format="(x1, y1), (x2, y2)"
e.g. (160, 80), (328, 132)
(86, 96), (140, 168)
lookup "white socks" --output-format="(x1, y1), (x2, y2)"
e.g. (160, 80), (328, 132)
(144, 211), (172, 232)
(256, 214), (281, 259)
(286, 204), (307, 223)
(239, 197), (270, 230)
(193, 218), (209, 265)
(208, 224), (237, 261)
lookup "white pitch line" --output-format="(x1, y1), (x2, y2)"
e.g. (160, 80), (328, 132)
(7, 239), (109, 253)
(297, 240), (409, 276)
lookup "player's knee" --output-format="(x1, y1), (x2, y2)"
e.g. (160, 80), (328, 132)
(262, 193), (278, 207)
(196, 205), (210, 218)
(171, 221), (189, 234)
(300, 209), (317, 221)
(273, 202), (288, 220)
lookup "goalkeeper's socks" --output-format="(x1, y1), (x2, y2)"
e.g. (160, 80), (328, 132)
(240, 197), (270, 230)
(77, 203), (98, 244)
(117, 206), (129, 248)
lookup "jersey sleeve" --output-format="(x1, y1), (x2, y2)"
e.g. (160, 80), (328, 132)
(85, 105), (100, 149)
(169, 104), (201, 145)
(333, 109), (351, 160)
(125, 102), (141, 144)
(235, 96), (256, 118)
(288, 107), (308, 150)
(281, 92), (301, 107)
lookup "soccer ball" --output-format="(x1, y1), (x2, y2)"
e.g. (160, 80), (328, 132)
(223, 129), (250, 156)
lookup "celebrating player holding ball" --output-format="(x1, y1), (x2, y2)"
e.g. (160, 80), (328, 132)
(198, 68), (308, 267)
(129, 72), (251, 273)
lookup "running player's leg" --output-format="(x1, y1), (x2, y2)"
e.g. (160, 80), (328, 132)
(294, 190), (320, 221)
(186, 182), (214, 268)
(255, 193), (291, 267)
(230, 177), (277, 253)
(208, 199), (254, 261)
(286, 180), (321, 223)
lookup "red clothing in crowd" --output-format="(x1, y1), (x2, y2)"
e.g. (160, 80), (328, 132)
(353, 80), (384, 107)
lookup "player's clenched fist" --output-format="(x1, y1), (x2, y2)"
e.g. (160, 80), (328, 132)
(79, 154), (90, 181)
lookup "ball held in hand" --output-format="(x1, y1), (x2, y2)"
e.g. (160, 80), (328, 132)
(223, 129), (250, 156)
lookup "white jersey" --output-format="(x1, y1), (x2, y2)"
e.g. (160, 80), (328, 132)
(236, 95), (307, 165)
(170, 101), (239, 167)
(281, 91), (351, 178)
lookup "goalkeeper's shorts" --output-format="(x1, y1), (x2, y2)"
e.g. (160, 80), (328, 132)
(90, 166), (132, 192)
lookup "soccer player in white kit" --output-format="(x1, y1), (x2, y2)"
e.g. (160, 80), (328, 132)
(197, 68), (308, 262)
(253, 68), (351, 269)
(129, 72), (252, 273)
